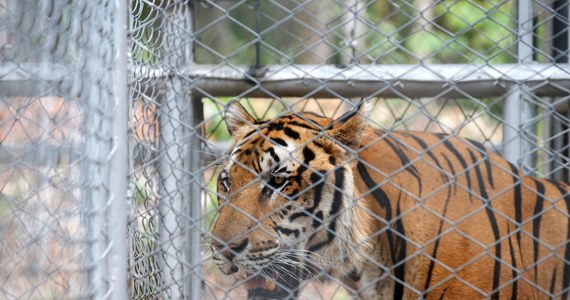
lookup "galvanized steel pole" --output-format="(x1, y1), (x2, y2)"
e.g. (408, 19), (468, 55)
(108, 0), (129, 298)
(502, 0), (535, 169)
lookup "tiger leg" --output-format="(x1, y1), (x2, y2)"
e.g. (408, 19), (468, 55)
(341, 264), (394, 300)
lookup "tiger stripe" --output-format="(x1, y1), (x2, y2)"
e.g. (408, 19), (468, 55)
(438, 134), (475, 201)
(550, 266), (558, 298)
(468, 149), (501, 299)
(382, 134), (423, 196)
(393, 197), (407, 300)
(423, 168), (453, 294)
(509, 162), (523, 249)
(554, 183), (570, 300)
(531, 179), (545, 282)
(403, 133), (449, 186)
(506, 223), (518, 300)
(308, 167), (345, 253)
(357, 161), (405, 298)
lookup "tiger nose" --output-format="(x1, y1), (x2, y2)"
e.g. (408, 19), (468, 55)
(211, 238), (249, 258)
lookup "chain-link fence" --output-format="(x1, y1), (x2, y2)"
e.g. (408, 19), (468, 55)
(0, 0), (128, 299)
(2, 0), (570, 299)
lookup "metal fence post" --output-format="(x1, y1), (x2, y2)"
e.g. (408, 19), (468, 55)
(549, 0), (569, 181)
(157, 2), (193, 298)
(188, 96), (204, 300)
(503, 87), (523, 163)
(502, 0), (535, 171)
(80, 1), (112, 297)
(108, 0), (129, 298)
(158, 79), (187, 299)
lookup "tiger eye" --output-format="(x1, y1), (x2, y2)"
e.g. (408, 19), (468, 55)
(269, 176), (287, 188)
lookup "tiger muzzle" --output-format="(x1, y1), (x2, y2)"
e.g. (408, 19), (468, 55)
(245, 263), (302, 300)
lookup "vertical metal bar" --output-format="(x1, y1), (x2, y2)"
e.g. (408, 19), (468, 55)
(551, 116), (563, 181)
(340, 0), (361, 65)
(549, 0), (569, 180)
(81, 1), (106, 297)
(519, 0), (536, 174)
(502, 87), (523, 163)
(108, 0), (129, 298)
(553, 0), (569, 64)
(520, 94), (536, 175)
(187, 5), (201, 300)
(158, 2), (193, 298)
(502, 0), (535, 170)
(518, 0), (534, 62)
(83, 153), (104, 299)
(254, 0), (261, 69)
(158, 80), (186, 299)
(561, 119), (570, 182)
(188, 96), (204, 300)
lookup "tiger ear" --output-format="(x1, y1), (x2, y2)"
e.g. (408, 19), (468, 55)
(327, 100), (370, 149)
(224, 100), (257, 138)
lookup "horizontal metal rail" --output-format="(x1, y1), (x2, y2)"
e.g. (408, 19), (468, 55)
(0, 63), (70, 97)
(177, 63), (570, 98)
(3, 63), (568, 167)
(2, 63), (570, 98)
(0, 144), (79, 166)
(0, 142), (226, 167)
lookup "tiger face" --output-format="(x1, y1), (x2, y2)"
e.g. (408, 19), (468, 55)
(211, 101), (370, 299)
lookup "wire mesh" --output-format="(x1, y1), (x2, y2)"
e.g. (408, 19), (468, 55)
(126, 0), (570, 299)
(159, 0), (569, 299)
(2, 0), (570, 299)
(0, 0), (126, 298)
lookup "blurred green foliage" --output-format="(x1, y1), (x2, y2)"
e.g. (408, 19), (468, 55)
(131, 1), (519, 65)
(191, 0), (517, 65)
(203, 98), (232, 141)
(131, 0), (161, 64)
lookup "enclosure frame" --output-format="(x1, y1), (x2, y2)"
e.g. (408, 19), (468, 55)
(1, 0), (569, 299)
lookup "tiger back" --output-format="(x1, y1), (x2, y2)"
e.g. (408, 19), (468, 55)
(210, 101), (570, 299)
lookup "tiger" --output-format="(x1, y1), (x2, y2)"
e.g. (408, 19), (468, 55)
(210, 100), (570, 300)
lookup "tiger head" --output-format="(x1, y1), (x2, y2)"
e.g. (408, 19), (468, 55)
(211, 101), (371, 299)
